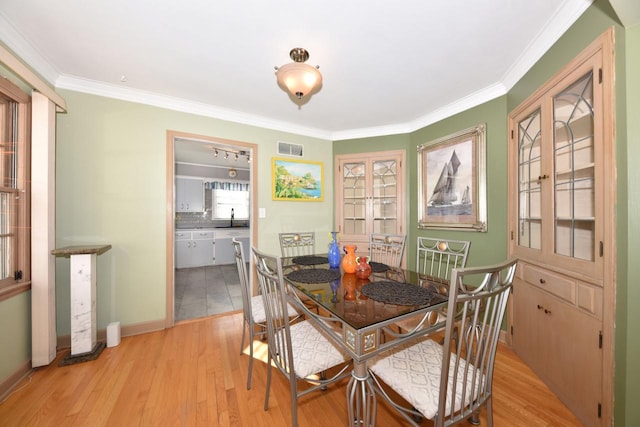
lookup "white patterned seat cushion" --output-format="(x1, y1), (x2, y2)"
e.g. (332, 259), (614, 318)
(279, 320), (349, 379)
(369, 338), (483, 420)
(251, 294), (299, 324)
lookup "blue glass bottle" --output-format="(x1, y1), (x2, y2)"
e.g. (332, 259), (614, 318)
(328, 231), (341, 268)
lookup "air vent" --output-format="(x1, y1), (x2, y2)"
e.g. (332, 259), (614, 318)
(277, 141), (304, 157)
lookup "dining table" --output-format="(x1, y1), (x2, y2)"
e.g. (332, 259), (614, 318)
(280, 254), (450, 427)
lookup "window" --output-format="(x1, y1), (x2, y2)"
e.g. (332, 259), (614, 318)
(212, 188), (250, 220)
(0, 77), (30, 300)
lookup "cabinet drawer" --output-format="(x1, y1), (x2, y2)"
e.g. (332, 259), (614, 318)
(175, 231), (191, 241)
(523, 264), (575, 304)
(215, 229), (249, 239)
(577, 282), (603, 319)
(192, 231), (214, 239)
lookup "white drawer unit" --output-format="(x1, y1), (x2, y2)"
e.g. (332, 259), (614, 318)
(214, 228), (250, 265)
(175, 229), (215, 268)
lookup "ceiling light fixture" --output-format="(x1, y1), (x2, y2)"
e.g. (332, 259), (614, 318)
(275, 48), (322, 100)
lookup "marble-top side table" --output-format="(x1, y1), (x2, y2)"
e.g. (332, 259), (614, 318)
(52, 244), (112, 365)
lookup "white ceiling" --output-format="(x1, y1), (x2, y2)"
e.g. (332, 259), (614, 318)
(0, 0), (637, 167)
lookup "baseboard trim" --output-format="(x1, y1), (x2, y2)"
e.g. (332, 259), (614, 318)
(0, 360), (31, 402)
(56, 319), (167, 349)
(500, 329), (509, 345)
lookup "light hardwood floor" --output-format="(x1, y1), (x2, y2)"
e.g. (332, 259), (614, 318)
(0, 312), (581, 426)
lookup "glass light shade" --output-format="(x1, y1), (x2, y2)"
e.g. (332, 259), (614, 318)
(276, 62), (322, 99)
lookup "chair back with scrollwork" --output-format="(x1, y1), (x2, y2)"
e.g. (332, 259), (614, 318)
(369, 233), (407, 268)
(279, 232), (315, 257)
(416, 237), (470, 281)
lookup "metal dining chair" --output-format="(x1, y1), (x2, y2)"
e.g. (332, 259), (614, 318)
(369, 259), (518, 427)
(279, 232), (315, 257)
(251, 246), (352, 427)
(394, 237), (470, 334)
(232, 238), (300, 390)
(369, 233), (407, 268)
(416, 237), (470, 281)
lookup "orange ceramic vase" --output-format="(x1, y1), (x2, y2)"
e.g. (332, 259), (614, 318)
(343, 273), (358, 301)
(342, 245), (358, 273)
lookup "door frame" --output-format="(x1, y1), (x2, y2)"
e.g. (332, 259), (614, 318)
(165, 130), (259, 327)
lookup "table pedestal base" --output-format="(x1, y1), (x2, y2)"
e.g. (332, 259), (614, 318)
(59, 341), (106, 366)
(347, 361), (377, 427)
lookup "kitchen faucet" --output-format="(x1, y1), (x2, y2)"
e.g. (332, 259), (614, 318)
(230, 208), (234, 227)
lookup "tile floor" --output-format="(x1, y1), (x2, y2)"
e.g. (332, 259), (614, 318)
(174, 264), (243, 322)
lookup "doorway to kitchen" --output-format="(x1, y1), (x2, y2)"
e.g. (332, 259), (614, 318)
(166, 131), (257, 326)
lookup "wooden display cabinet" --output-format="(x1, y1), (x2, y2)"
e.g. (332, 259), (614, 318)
(334, 150), (406, 263)
(507, 29), (615, 427)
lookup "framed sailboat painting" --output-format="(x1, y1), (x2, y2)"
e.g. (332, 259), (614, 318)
(417, 123), (487, 231)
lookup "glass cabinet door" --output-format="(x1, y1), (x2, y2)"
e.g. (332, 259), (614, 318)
(341, 161), (367, 235)
(335, 150), (405, 254)
(517, 109), (543, 251)
(513, 67), (599, 268)
(372, 159), (398, 234)
(553, 71), (595, 261)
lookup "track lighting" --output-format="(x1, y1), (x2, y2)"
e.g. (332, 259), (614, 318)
(211, 147), (250, 163)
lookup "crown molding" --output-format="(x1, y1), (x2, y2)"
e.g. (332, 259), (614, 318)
(332, 82), (507, 141)
(609, 0), (640, 27)
(0, 12), (60, 85)
(501, 0), (594, 90)
(2, 0), (594, 141)
(55, 74), (334, 140)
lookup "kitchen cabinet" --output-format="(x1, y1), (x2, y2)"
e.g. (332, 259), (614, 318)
(507, 30), (614, 427)
(512, 266), (602, 425)
(176, 177), (204, 212)
(214, 229), (249, 265)
(334, 150), (405, 262)
(175, 231), (192, 268)
(175, 230), (214, 268)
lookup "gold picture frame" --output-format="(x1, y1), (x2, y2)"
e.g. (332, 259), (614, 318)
(417, 124), (487, 232)
(272, 158), (324, 201)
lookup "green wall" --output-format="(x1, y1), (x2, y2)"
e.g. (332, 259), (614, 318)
(333, 99), (508, 271)
(623, 21), (640, 427)
(54, 90), (334, 334)
(0, 293), (30, 385)
(409, 97), (508, 269)
(1, 1), (639, 424)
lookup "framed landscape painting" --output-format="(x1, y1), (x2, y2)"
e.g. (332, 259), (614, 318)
(272, 158), (324, 201)
(417, 123), (487, 231)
